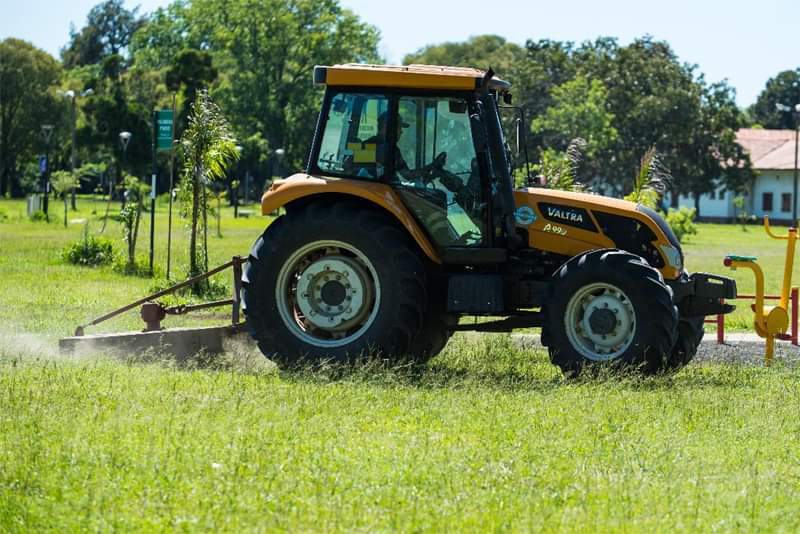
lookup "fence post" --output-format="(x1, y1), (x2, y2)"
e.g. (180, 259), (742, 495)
(717, 302), (725, 344)
(792, 287), (798, 346)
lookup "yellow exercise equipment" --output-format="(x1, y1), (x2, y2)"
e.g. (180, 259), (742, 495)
(724, 216), (798, 365)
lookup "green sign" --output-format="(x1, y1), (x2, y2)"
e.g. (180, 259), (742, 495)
(156, 109), (174, 151)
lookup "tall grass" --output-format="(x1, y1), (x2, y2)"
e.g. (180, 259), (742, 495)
(2, 335), (800, 531)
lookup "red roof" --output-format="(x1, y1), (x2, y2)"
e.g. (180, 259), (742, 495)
(736, 128), (798, 170)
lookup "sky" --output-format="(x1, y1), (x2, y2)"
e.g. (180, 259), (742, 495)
(1, 0), (799, 107)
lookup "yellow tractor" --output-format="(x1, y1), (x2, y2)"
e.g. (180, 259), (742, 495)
(241, 64), (737, 376)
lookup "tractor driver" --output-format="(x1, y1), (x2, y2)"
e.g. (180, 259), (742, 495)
(364, 112), (484, 237)
(366, 112), (462, 187)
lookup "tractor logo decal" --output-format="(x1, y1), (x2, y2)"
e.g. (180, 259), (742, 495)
(538, 202), (598, 232)
(546, 206), (583, 223)
(514, 205), (537, 226)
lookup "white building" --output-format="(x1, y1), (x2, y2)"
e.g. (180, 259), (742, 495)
(665, 129), (799, 222)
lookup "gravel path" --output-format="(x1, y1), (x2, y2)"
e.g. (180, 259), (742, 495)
(511, 332), (800, 366)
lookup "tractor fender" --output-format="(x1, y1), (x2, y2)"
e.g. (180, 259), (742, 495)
(261, 173), (442, 264)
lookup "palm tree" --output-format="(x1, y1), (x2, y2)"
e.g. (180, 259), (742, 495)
(179, 90), (239, 281)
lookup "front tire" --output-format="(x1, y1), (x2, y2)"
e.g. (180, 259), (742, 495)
(665, 315), (705, 370)
(242, 201), (427, 368)
(541, 249), (678, 377)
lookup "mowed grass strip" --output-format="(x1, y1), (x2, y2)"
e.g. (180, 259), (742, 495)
(2, 335), (800, 531)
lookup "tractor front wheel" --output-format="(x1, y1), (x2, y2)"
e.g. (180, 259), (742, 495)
(542, 249), (678, 377)
(665, 315), (705, 370)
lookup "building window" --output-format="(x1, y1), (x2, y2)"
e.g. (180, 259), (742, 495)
(763, 192), (773, 212)
(782, 193), (792, 213)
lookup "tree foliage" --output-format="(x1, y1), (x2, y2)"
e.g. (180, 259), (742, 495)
(0, 39), (64, 197)
(532, 76), (617, 180)
(62, 0), (143, 68)
(749, 69), (800, 129)
(188, 0), (380, 170)
(413, 35), (753, 207)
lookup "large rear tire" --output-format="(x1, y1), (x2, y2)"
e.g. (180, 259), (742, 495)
(541, 249), (678, 377)
(242, 201), (428, 368)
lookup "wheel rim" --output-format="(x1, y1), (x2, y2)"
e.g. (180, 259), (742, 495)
(564, 282), (636, 361)
(275, 240), (380, 348)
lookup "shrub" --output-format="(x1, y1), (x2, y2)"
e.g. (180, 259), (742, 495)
(665, 207), (698, 243)
(62, 226), (115, 266)
(29, 210), (48, 222)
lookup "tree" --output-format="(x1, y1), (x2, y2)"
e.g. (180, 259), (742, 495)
(62, 0), (143, 68)
(403, 35), (524, 75)
(0, 39), (64, 198)
(531, 76), (617, 182)
(179, 91), (238, 282)
(749, 69), (800, 129)
(188, 0), (380, 170)
(129, 1), (196, 70)
(118, 174), (150, 272)
(678, 80), (754, 213)
(165, 49), (218, 133)
(51, 170), (80, 227)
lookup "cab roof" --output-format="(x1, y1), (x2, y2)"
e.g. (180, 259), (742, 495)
(313, 64), (511, 92)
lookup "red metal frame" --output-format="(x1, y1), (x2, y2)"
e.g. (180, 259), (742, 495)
(706, 287), (799, 345)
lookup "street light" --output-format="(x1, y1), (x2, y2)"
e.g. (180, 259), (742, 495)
(272, 147), (286, 182)
(40, 123), (54, 221)
(118, 131), (132, 207)
(233, 145), (243, 218)
(776, 103), (800, 222)
(59, 88), (93, 209)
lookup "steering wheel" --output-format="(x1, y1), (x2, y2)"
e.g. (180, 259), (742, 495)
(422, 151), (448, 185)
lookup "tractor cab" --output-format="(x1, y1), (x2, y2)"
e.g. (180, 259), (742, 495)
(308, 64), (518, 260)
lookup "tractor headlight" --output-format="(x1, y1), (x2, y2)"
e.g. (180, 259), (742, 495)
(659, 243), (683, 271)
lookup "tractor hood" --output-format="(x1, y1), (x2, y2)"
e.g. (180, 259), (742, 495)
(512, 187), (684, 280)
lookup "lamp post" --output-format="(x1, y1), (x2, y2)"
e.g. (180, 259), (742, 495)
(59, 88), (93, 210)
(233, 145), (243, 218)
(776, 103), (800, 222)
(40, 124), (54, 221)
(119, 131), (132, 207)
(273, 148), (285, 181)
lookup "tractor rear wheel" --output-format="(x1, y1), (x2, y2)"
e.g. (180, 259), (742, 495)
(242, 201), (428, 368)
(541, 249), (678, 377)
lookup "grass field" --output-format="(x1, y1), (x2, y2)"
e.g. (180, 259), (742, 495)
(2, 197), (800, 530)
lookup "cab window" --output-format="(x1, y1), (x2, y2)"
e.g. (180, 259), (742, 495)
(316, 92), (389, 180)
(393, 96), (486, 247)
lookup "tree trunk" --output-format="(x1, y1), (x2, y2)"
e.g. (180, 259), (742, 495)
(217, 195), (222, 238)
(63, 195), (68, 228)
(189, 166), (200, 277)
(693, 192), (701, 218)
(131, 200), (141, 269)
(202, 185), (208, 273)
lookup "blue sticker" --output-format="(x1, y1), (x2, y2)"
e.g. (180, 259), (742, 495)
(514, 205), (537, 226)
